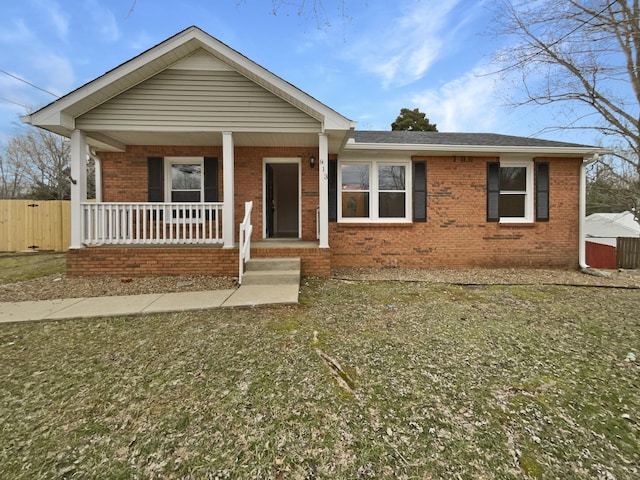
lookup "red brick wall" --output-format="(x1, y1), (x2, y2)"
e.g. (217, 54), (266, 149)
(67, 246), (238, 276)
(89, 148), (582, 275)
(100, 146), (224, 203)
(232, 146), (319, 241)
(329, 156), (582, 269)
(98, 145), (319, 241)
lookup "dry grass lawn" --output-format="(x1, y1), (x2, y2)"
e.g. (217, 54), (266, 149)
(0, 274), (638, 478)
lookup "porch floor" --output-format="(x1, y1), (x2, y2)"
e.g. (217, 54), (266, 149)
(81, 240), (320, 249)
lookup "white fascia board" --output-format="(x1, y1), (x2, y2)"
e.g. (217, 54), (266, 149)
(344, 140), (610, 156)
(22, 111), (74, 130)
(324, 118), (358, 131)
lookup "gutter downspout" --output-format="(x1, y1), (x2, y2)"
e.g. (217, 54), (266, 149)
(579, 153), (599, 270)
(89, 149), (102, 202)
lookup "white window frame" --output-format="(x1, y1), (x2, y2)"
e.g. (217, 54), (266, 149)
(164, 156), (205, 224)
(164, 157), (205, 203)
(499, 159), (534, 223)
(338, 160), (411, 223)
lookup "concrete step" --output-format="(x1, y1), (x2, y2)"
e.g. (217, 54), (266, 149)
(245, 258), (301, 272)
(240, 269), (300, 286)
(242, 258), (301, 286)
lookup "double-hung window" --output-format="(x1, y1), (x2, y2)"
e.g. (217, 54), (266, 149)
(339, 161), (410, 222)
(166, 157), (204, 202)
(488, 159), (535, 223)
(164, 157), (204, 222)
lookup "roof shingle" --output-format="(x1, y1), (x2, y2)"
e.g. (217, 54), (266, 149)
(350, 130), (596, 149)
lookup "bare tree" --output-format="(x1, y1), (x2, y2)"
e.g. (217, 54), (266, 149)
(5, 130), (71, 199)
(587, 162), (639, 216)
(1, 129), (97, 200)
(234, 0), (347, 29)
(0, 148), (29, 199)
(490, 0), (640, 210)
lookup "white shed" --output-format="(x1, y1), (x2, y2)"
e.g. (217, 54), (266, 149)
(585, 211), (640, 247)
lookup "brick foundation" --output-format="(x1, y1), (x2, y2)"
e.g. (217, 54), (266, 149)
(67, 245), (331, 278)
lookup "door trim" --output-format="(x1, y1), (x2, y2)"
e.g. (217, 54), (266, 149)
(262, 157), (302, 239)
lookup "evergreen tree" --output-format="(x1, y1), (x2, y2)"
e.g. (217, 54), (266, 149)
(391, 108), (438, 131)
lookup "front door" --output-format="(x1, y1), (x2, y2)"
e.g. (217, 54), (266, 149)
(264, 160), (300, 238)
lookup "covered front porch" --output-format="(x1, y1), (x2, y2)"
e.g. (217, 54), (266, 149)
(67, 132), (334, 278)
(70, 130), (333, 251)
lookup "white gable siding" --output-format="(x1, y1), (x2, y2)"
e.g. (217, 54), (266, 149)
(169, 50), (233, 71)
(76, 68), (321, 133)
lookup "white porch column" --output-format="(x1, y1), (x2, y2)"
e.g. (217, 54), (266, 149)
(70, 130), (87, 249)
(318, 132), (329, 248)
(222, 131), (235, 248)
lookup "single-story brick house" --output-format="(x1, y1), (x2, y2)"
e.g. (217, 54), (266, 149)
(22, 26), (607, 277)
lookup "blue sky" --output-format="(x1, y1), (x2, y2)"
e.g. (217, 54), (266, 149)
(0, 0), (602, 146)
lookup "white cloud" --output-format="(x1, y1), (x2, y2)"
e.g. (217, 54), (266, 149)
(128, 32), (155, 51)
(84, 0), (121, 43)
(32, 0), (69, 39)
(411, 66), (500, 132)
(33, 52), (75, 95)
(0, 19), (35, 44)
(347, 0), (480, 88)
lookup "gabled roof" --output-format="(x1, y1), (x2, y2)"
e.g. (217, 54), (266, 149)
(22, 26), (355, 150)
(346, 131), (608, 157)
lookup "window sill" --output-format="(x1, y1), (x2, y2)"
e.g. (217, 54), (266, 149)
(498, 221), (536, 228)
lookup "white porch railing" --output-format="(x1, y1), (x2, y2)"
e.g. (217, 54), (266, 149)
(81, 202), (224, 245)
(238, 201), (253, 284)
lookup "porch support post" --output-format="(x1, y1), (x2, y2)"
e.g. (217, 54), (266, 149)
(222, 131), (235, 248)
(318, 132), (329, 248)
(70, 129), (87, 249)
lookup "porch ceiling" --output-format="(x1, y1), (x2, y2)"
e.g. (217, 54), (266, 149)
(89, 131), (346, 152)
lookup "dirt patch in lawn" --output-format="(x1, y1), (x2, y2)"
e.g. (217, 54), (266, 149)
(333, 266), (640, 288)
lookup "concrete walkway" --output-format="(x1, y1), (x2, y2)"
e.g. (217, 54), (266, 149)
(0, 284), (300, 324)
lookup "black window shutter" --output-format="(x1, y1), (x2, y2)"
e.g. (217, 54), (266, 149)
(204, 157), (219, 202)
(413, 161), (427, 222)
(147, 157), (163, 202)
(328, 159), (337, 222)
(536, 162), (550, 221)
(487, 162), (500, 222)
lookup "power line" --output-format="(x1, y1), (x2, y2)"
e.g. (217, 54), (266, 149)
(0, 69), (59, 98)
(0, 96), (29, 108)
